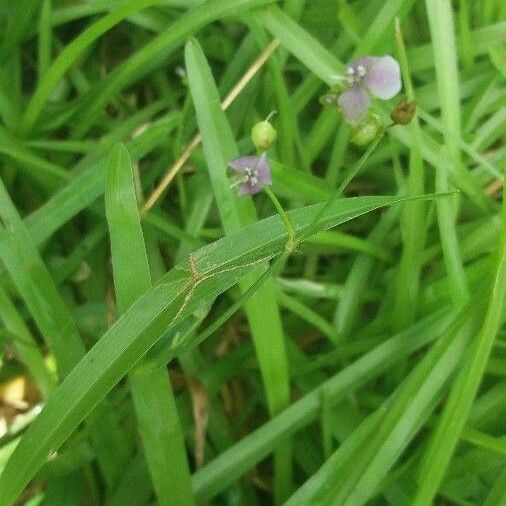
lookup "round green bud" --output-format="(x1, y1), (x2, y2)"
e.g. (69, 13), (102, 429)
(251, 120), (277, 152)
(351, 114), (383, 146)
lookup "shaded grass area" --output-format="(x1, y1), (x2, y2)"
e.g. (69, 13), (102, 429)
(0, 0), (505, 505)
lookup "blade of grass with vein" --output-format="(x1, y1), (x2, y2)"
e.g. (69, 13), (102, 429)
(0, 179), (85, 376)
(0, 192), (435, 505)
(184, 37), (292, 503)
(170, 174), (262, 502)
(255, 5), (344, 84)
(436, 166), (472, 304)
(412, 189), (506, 504)
(105, 144), (195, 506)
(391, 20), (426, 329)
(425, 0), (469, 306)
(37, 0), (52, 79)
(172, 178), (263, 504)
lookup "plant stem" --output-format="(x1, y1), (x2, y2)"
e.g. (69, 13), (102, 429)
(264, 186), (296, 252)
(301, 133), (384, 242)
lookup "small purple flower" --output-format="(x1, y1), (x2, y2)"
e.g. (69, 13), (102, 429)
(337, 56), (401, 125)
(229, 153), (272, 196)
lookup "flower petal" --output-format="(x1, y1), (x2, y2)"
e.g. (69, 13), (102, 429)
(256, 153), (271, 186)
(229, 155), (259, 173)
(238, 183), (258, 196)
(363, 55), (401, 100)
(338, 86), (371, 125)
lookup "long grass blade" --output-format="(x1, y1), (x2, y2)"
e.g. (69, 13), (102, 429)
(105, 144), (195, 505)
(184, 37), (293, 503)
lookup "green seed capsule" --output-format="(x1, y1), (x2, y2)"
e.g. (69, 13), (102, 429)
(251, 120), (277, 152)
(351, 114), (383, 145)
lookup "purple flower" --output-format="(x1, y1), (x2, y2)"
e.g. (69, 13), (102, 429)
(337, 56), (401, 125)
(229, 153), (272, 196)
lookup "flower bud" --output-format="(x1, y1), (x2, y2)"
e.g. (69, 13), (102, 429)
(351, 114), (383, 145)
(251, 120), (277, 152)
(391, 98), (416, 125)
(319, 91), (340, 108)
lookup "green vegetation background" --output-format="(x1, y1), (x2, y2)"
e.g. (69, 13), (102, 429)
(0, 0), (504, 505)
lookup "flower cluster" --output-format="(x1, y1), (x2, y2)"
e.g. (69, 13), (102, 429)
(228, 55), (405, 194)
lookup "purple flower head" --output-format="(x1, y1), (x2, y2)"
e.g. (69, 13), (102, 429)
(229, 153), (272, 196)
(337, 56), (401, 125)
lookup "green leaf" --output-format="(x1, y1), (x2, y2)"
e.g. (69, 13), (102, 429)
(391, 19), (426, 329)
(255, 5), (344, 85)
(0, 178), (85, 376)
(425, 0), (469, 306)
(185, 37), (293, 502)
(105, 144), (152, 311)
(105, 143), (195, 505)
(424, 0), (462, 162)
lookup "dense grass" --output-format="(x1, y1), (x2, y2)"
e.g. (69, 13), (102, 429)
(0, 0), (504, 505)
